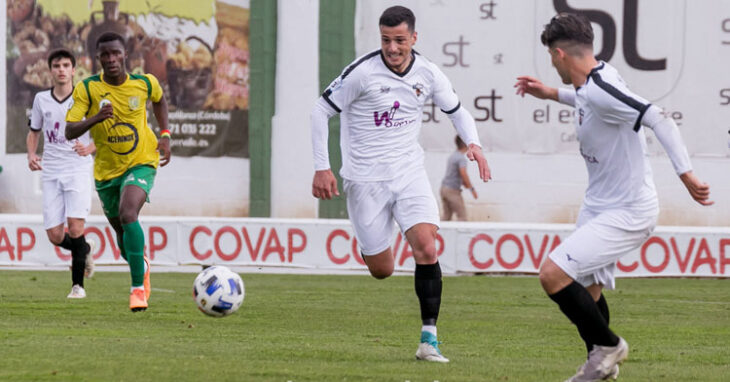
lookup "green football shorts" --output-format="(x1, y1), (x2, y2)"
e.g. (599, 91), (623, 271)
(96, 165), (157, 218)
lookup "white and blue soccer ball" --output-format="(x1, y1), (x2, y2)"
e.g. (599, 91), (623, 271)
(193, 265), (245, 317)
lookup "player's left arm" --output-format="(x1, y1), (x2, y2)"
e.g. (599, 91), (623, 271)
(642, 105), (712, 206)
(148, 74), (171, 167)
(431, 65), (491, 182)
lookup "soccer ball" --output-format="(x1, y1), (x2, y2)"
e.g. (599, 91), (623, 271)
(192, 265), (245, 317)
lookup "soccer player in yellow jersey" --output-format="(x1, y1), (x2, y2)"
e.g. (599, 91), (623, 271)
(66, 32), (171, 312)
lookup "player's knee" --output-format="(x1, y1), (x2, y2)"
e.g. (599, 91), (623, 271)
(370, 267), (393, 279)
(412, 243), (438, 263)
(119, 210), (139, 225)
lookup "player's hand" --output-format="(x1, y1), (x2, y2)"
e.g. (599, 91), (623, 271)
(312, 169), (339, 200)
(157, 136), (171, 167)
(466, 144), (491, 182)
(27, 153), (42, 171)
(514, 76), (558, 100)
(73, 140), (95, 156)
(95, 103), (114, 122)
(679, 171), (713, 206)
(470, 188), (478, 199)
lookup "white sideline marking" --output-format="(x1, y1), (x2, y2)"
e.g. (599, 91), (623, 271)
(151, 288), (176, 293)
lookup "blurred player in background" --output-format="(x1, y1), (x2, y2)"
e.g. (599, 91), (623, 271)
(66, 32), (171, 312)
(26, 48), (96, 299)
(515, 13), (712, 381)
(440, 136), (478, 221)
(311, 6), (490, 363)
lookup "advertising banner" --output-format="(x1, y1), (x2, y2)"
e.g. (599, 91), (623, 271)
(355, 0), (730, 158)
(5, 0), (249, 157)
(2, 215), (729, 278)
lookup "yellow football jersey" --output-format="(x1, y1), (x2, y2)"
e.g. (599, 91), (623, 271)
(67, 73), (163, 181)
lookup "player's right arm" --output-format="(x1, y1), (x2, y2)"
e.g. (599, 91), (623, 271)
(310, 61), (366, 200)
(514, 76), (576, 106)
(65, 83), (112, 139)
(27, 94), (43, 171)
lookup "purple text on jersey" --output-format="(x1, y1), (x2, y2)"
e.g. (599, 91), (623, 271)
(46, 122), (68, 144)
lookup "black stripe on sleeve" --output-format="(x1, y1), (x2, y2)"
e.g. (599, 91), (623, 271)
(322, 89), (341, 113)
(591, 72), (650, 132)
(441, 102), (461, 115)
(633, 103), (652, 132)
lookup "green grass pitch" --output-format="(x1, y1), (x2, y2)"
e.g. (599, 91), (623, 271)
(1, 270), (728, 381)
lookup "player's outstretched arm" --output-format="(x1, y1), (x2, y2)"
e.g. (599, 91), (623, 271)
(514, 76), (559, 101)
(153, 96), (171, 167)
(26, 130), (42, 171)
(312, 169), (339, 200)
(679, 171), (713, 206)
(465, 144), (491, 182)
(66, 104), (113, 139)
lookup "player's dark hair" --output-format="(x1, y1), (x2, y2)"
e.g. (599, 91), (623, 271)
(455, 136), (466, 149)
(540, 13), (593, 48)
(379, 6), (415, 32)
(96, 32), (126, 49)
(47, 48), (75, 68)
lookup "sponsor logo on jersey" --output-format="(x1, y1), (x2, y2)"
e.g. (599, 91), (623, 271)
(107, 122), (139, 155)
(128, 96), (140, 111)
(412, 82), (424, 97)
(380, 85), (390, 93)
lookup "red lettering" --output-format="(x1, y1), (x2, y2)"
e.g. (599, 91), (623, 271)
(669, 237), (695, 273)
(350, 238), (366, 265)
(719, 239), (730, 275)
(261, 228), (285, 262)
(399, 242), (413, 266)
(616, 258), (639, 273)
(242, 227), (266, 261)
(691, 238), (716, 274)
(287, 228), (307, 263)
(214, 226), (241, 261)
(326, 229), (350, 265)
(436, 233), (445, 256)
(148, 226), (167, 260)
(105, 227), (122, 260)
(0, 227), (16, 260)
(524, 234), (548, 269)
(468, 234), (494, 269)
(16, 228), (35, 261)
(641, 237), (670, 273)
(190, 226), (212, 260)
(393, 234), (403, 256)
(496, 234), (524, 270)
(84, 227), (105, 260)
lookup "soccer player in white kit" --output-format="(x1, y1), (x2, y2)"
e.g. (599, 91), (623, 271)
(311, 6), (491, 363)
(515, 14), (712, 381)
(26, 49), (96, 299)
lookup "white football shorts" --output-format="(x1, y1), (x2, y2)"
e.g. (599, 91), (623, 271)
(343, 169), (440, 255)
(42, 172), (92, 229)
(549, 205), (657, 289)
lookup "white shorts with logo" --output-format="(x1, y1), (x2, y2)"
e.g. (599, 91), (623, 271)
(41, 172), (92, 229)
(548, 205), (657, 290)
(343, 169), (440, 255)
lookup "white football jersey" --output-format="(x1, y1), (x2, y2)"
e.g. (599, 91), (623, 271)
(29, 89), (92, 176)
(574, 62), (657, 211)
(318, 50), (462, 181)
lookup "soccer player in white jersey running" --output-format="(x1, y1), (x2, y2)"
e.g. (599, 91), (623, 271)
(311, 6), (491, 363)
(515, 14), (712, 381)
(26, 49), (96, 299)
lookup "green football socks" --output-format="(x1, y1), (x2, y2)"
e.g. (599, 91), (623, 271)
(122, 221), (145, 287)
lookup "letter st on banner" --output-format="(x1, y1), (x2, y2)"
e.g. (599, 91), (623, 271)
(5, 0), (249, 158)
(354, 0), (727, 158)
(2, 216), (730, 278)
